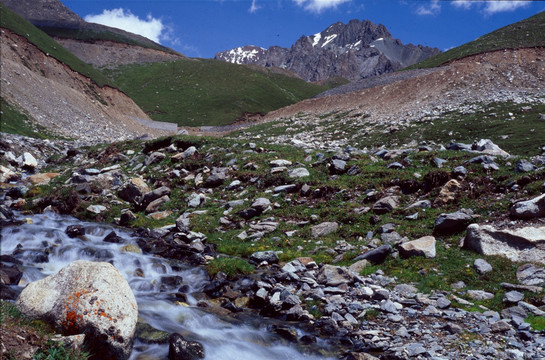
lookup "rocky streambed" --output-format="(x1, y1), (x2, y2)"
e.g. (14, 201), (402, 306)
(1, 131), (545, 359)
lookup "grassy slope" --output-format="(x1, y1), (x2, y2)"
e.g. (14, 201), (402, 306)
(0, 4), (112, 87)
(105, 59), (329, 127)
(408, 11), (545, 69)
(40, 25), (178, 55)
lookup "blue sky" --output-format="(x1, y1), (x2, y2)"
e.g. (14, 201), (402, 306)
(62, 0), (545, 58)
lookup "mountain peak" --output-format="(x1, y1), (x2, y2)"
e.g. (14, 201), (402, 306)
(215, 19), (439, 82)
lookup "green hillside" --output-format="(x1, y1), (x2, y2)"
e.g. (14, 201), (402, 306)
(0, 4), (112, 87)
(408, 11), (545, 69)
(105, 59), (329, 127)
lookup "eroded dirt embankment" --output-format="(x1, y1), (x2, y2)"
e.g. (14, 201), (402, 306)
(263, 48), (545, 123)
(0, 28), (174, 143)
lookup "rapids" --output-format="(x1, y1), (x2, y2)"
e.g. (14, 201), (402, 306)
(1, 211), (333, 360)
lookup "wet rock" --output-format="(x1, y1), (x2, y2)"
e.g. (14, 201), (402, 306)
(463, 224), (545, 264)
(474, 258), (493, 275)
(16, 260), (138, 360)
(65, 225), (85, 238)
(516, 264), (545, 286)
(398, 236), (436, 259)
(133, 323), (169, 346)
(103, 231), (123, 243)
(434, 210), (472, 234)
(168, 333), (204, 360)
(509, 193), (545, 219)
(372, 196), (399, 214)
(311, 222), (339, 238)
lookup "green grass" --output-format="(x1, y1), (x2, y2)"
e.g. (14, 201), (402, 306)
(0, 98), (51, 138)
(0, 301), (89, 360)
(103, 59), (328, 127)
(0, 4), (112, 87)
(525, 314), (545, 332)
(408, 11), (545, 69)
(206, 257), (255, 279)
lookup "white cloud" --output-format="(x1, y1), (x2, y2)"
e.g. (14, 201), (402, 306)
(416, 0), (441, 16)
(249, 0), (261, 13)
(451, 1), (531, 14)
(293, 0), (351, 13)
(484, 1), (530, 14)
(84, 8), (165, 43)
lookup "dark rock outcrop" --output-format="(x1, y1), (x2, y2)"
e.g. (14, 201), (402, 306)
(215, 19), (440, 82)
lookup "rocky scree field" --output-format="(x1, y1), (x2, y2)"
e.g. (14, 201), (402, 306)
(1, 129), (545, 359)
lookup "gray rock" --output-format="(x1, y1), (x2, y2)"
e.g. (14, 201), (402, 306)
(434, 211), (472, 234)
(474, 258), (493, 275)
(204, 167), (228, 188)
(87, 204), (107, 214)
(372, 196), (399, 214)
(473, 139), (510, 157)
(316, 264), (353, 286)
(330, 159), (347, 174)
(311, 222), (339, 238)
(16, 261), (138, 360)
(145, 152), (166, 166)
(490, 320), (512, 333)
(380, 231), (403, 245)
(356, 245), (392, 265)
(380, 299), (399, 313)
(273, 184), (298, 193)
(251, 198), (271, 212)
(463, 224), (545, 264)
(142, 186), (171, 207)
(288, 167), (310, 178)
(434, 158), (447, 168)
(515, 159), (537, 173)
(398, 236), (436, 259)
(405, 199), (431, 210)
(503, 291), (524, 303)
(270, 159), (292, 167)
(386, 162), (404, 169)
(22, 152), (38, 169)
(145, 195), (170, 213)
(118, 178), (150, 204)
(182, 146), (198, 158)
(516, 264), (545, 286)
(452, 166), (467, 177)
(250, 251), (279, 264)
(467, 290), (494, 301)
(509, 193), (545, 219)
(436, 297), (451, 309)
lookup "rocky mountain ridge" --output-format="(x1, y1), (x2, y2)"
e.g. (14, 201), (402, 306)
(215, 19), (440, 82)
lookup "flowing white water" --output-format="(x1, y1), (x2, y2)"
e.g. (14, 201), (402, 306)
(1, 212), (332, 360)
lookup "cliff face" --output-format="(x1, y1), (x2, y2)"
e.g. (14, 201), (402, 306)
(215, 19), (440, 82)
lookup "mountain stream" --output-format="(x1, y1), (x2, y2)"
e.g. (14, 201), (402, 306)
(1, 212), (333, 360)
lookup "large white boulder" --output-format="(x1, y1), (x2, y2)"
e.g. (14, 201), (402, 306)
(16, 260), (138, 360)
(463, 224), (545, 264)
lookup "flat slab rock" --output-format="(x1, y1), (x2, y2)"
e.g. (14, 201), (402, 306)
(463, 224), (545, 264)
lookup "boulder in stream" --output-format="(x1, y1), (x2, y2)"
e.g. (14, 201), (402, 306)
(16, 260), (138, 360)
